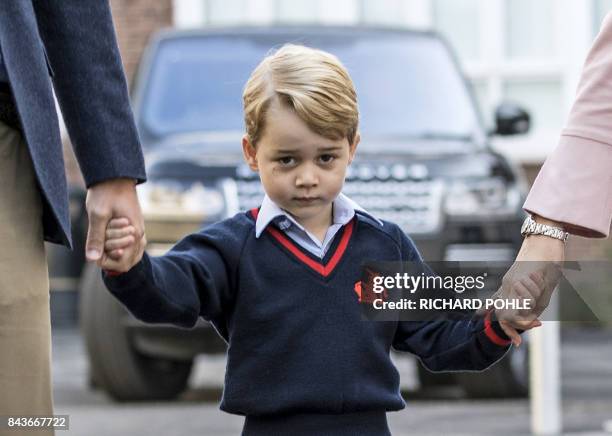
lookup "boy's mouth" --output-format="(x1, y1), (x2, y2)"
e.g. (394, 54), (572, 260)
(293, 196), (319, 203)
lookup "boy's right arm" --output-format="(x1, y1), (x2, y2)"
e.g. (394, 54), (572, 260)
(102, 229), (236, 332)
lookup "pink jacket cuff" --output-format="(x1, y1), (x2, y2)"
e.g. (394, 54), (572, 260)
(523, 135), (612, 238)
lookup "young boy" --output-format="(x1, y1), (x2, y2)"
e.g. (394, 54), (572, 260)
(101, 44), (538, 435)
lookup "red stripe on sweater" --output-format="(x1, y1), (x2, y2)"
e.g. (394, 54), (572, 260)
(322, 219), (354, 276)
(253, 206), (355, 277)
(267, 226), (326, 275)
(484, 310), (512, 346)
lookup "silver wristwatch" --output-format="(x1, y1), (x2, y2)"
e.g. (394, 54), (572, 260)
(520, 214), (569, 242)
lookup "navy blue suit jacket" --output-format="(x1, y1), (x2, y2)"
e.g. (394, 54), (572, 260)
(0, 1), (146, 248)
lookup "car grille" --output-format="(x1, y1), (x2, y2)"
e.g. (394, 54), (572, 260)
(233, 163), (444, 235)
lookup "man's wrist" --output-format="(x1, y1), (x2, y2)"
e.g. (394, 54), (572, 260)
(88, 177), (138, 190)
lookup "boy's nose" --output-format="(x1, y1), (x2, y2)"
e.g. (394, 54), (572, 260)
(295, 165), (318, 188)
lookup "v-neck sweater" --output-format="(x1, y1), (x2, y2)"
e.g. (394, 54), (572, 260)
(254, 192), (383, 258)
(103, 208), (513, 422)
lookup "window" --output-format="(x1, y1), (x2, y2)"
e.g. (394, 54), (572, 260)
(141, 34), (481, 143)
(469, 79), (492, 128)
(276, 0), (357, 24)
(505, 0), (556, 59)
(432, 0), (480, 61)
(593, 0), (612, 36)
(503, 80), (563, 130)
(276, 0), (318, 22)
(359, 0), (405, 26)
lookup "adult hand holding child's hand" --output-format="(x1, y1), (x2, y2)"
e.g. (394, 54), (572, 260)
(493, 271), (547, 347)
(85, 178), (144, 263)
(491, 236), (563, 346)
(100, 217), (147, 274)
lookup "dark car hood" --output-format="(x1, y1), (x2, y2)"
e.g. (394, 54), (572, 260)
(144, 135), (512, 182)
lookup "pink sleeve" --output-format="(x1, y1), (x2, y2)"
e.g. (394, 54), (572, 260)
(523, 135), (612, 238)
(523, 13), (612, 238)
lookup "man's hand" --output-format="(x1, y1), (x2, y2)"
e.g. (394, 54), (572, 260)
(100, 217), (146, 273)
(85, 178), (144, 264)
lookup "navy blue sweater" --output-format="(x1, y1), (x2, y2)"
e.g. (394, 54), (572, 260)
(103, 209), (513, 418)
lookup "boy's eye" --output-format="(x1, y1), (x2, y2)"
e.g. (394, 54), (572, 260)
(319, 154), (336, 164)
(277, 156), (295, 166)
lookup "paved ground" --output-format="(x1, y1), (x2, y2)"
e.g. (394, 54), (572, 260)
(50, 326), (612, 436)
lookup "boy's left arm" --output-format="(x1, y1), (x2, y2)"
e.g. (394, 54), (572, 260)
(390, 225), (519, 372)
(392, 310), (514, 372)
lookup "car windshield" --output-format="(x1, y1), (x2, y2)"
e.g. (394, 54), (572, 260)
(139, 31), (482, 148)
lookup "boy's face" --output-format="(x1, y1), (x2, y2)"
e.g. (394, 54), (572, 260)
(242, 101), (359, 224)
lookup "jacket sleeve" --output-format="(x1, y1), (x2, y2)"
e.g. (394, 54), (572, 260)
(390, 225), (513, 372)
(523, 13), (612, 238)
(32, 0), (146, 187)
(102, 222), (244, 337)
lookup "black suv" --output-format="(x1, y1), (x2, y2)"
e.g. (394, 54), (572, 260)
(80, 26), (531, 401)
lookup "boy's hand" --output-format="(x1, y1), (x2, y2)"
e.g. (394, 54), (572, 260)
(100, 217), (147, 274)
(498, 317), (542, 348)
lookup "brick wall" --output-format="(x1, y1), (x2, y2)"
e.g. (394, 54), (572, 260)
(109, 0), (173, 85)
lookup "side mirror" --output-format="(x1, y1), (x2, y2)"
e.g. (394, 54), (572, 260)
(493, 102), (531, 136)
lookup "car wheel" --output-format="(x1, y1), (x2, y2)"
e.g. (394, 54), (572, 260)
(79, 263), (193, 401)
(456, 344), (529, 398)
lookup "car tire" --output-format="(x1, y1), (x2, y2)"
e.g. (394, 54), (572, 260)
(456, 344), (529, 398)
(79, 263), (193, 401)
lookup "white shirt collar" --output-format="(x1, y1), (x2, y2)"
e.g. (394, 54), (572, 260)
(255, 192), (383, 238)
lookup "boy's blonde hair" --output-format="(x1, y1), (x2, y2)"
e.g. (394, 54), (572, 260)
(243, 44), (358, 146)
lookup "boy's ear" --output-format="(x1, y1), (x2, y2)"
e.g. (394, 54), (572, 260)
(348, 132), (360, 165)
(241, 134), (259, 171)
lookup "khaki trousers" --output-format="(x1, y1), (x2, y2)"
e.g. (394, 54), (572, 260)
(0, 121), (54, 436)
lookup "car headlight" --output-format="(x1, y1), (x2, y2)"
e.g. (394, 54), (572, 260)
(138, 180), (225, 222)
(444, 178), (521, 217)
